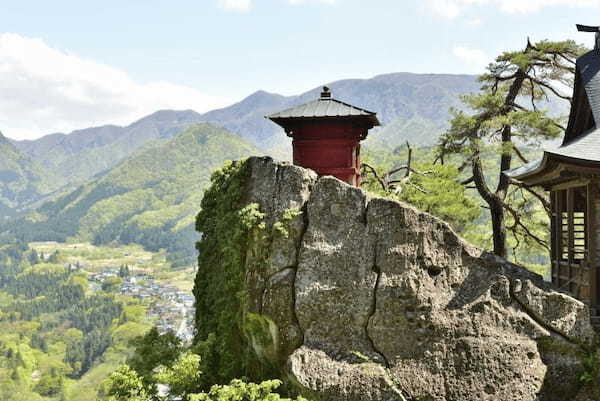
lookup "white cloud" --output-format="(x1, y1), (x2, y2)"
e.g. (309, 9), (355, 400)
(0, 33), (230, 140)
(426, 0), (600, 18)
(453, 45), (488, 71)
(218, 0), (252, 12)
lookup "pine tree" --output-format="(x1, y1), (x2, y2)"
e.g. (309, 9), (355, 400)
(438, 39), (586, 258)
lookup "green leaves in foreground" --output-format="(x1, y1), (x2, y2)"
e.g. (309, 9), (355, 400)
(189, 380), (309, 401)
(103, 352), (308, 401)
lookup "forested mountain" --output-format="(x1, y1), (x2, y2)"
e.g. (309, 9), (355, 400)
(0, 132), (62, 216)
(12, 110), (208, 186)
(7, 124), (260, 265)
(6, 73), (480, 209)
(200, 72), (481, 150)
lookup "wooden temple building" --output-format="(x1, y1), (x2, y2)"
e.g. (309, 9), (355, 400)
(266, 87), (380, 186)
(506, 25), (600, 313)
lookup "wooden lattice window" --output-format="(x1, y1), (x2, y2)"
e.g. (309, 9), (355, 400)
(554, 187), (587, 263)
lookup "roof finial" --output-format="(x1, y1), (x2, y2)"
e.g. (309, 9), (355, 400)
(577, 24), (600, 50)
(320, 86), (331, 99)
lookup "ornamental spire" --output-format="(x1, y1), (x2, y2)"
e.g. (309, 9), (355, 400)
(577, 24), (600, 50)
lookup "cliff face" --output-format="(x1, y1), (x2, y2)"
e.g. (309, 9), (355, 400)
(194, 157), (597, 401)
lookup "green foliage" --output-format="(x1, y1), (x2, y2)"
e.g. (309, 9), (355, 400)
(437, 38), (585, 258)
(193, 159), (255, 384)
(126, 327), (182, 388)
(580, 352), (600, 385)
(273, 208), (302, 239)
(102, 365), (148, 401)
(396, 163), (479, 231)
(103, 362), (308, 401)
(362, 149), (479, 232)
(102, 276), (123, 292)
(190, 379), (309, 401)
(34, 369), (64, 396)
(48, 250), (61, 263)
(5, 124), (260, 266)
(155, 352), (204, 399)
(0, 236), (146, 400)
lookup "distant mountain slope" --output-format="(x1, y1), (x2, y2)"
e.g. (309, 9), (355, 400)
(13, 110), (207, 184)
(201, 73), (481, 150)
(0, 131), (62, 216)
(9, 124), (260, 265)
(3, 72), (482, 217)
(12, 73), (480, 177)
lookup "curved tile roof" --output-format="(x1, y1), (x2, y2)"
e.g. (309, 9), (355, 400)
(266, 87), (380, 126)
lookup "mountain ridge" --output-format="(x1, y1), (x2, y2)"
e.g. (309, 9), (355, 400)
(8, 123), (261, 265)
(2, 72), (482, 217)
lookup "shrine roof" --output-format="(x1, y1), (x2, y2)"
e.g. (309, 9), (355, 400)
(577, 50), (600, 127)
(505, 127), (600, 183)
(266, 87), (380, 126)
(548, 127), (600, 161)
(504, 36), (600, 183)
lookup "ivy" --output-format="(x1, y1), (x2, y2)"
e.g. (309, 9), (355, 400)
(193, 159), (263, 385)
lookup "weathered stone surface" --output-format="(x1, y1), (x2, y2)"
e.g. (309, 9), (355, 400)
(262, 268), (304, 363)
(287, 347), (406, 401)
(244, 157), (317, 275)
(295, 177), (384, 364)
(512, 278), (594, 341)
(242, 157), (316, 363)
(235, 157), (596, 401)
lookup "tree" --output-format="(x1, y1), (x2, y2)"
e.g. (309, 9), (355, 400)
(118, 265), (130, 278)
(102, 277), (123, 292)
(34, 369), (63, 396)
(189, 380), (309, 401)
(361, 143), (480, 231)
(126, 327), (182, 389)
(102, 365), (148, 401)
(48, 251), (60, 264)
(155, 352), (203, 399)
(437, 39), (586, 257)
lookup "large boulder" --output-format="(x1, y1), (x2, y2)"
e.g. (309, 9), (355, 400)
(195, 157), (597, 401)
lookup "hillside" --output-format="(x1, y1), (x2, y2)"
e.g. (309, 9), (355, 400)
(0, 131), (62, 216)
(12, 110), (208, 185)
(201, 72), (481, 150)
(8, 123), (261, 265)
(6, 73), (480, 204)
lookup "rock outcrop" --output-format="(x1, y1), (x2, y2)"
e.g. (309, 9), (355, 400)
(195, 157), (597, 401)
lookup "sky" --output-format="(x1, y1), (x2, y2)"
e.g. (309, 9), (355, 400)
(1, 0), (599, 140)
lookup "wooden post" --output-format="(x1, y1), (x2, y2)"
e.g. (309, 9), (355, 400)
(550, 191), (558, 284)
(588, 182), (598, 314)
(556, 190), (564, 289)
(568, 187), (575, 293)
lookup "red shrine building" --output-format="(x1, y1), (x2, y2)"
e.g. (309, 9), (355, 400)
(266, 87), (380, 186)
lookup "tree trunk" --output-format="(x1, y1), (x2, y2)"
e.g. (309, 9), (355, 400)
(490, 198), (507, 258)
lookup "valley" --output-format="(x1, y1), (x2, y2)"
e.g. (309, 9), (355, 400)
(0, 70), (559, 400)
(0, 240), (196, 401)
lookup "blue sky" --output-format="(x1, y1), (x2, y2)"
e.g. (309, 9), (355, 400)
(1, 0), (599, 139)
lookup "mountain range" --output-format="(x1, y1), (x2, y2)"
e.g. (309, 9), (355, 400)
(8, 123), (260, 265)
(1, 72), (481, 217)
(0, 72), (491, 262)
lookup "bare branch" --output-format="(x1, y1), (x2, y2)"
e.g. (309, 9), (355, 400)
(513, 146), (530, 164)
(361, 163), (387, 191)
